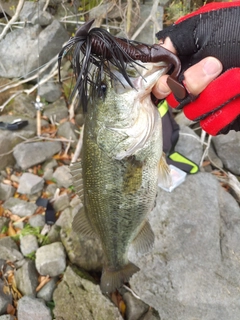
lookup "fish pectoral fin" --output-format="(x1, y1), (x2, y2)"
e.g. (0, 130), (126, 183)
(100, 262), (140, 294)
(72, 207), (95, 237)
(70, 161), (84, 202)
(158, 153), (172, 188)
(132, 220), (155, 254)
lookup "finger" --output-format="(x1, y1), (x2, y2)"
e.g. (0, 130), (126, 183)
(152, 74), (171, 99)
(183, 57), (223, 95)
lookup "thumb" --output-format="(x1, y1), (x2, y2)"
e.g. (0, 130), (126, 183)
(183, 57), (223, 95)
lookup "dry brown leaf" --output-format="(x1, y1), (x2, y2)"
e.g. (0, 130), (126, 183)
(119, 300), (126, 316)
(0, 205), (4, 216)
(12, 182), (19, 189)
(7, 303), (15, 315)
(7, 222), (17, 237)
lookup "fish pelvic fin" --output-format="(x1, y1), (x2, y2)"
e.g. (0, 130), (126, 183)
(132, 220), (155, 254)
(72, 206), (96, 237)
(100, 262), (140, 294)
(158, 153), (172, 188)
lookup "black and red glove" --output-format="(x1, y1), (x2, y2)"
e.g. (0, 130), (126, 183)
(156, 2), (240, 135)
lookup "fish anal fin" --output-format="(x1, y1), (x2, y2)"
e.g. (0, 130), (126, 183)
(100, 262), (139, 294)
(132, 220), (154, 254)
(72, 207), (95, 237)
(158, 153), (172, 188)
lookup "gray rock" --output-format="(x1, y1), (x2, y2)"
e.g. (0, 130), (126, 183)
(45, 183), (58, 197)
(42, 168), (53, 181)
(129, 172), (240, 320)
(35, 242), (66, 276)
(29, 214), (45, 228)
(0, 237), (23, 262)
(52, 165), (72, 188)
(122, 291), (149, 320)
(0, 315), (15, 320)
(20, 235), (39, 257)
(57, 121), (79, 147)
(43, 100), (69, 123)
(15, 260), (39, 297)
(53, 194), (70, 212)
(31, 11), (53, 26)
(3, 94), (37, 118)
(37, 277), (58, 302)
(0, 19), (69, 79)
(42, 159), (58, 171)
(212, 131), (240, 175)
(0, 183), (15, 201)
(17, 296), (52, 320)
(38, 79), (62, 103)
(13, 141), (62, 170)
(0, 237), (19, 251)
(0, 280), (12, 315)
(59, 207), (104, 271)
(0, 217), (9, 233)
(53, 266), (123, 320)
(175, 126), (203, 165)
(17, 173), (44, 195)
(3, 198), (37, 217)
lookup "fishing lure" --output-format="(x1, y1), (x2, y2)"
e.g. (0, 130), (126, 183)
(58, 19), (186, 112)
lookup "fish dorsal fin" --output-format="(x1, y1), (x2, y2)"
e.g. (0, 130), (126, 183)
(131, 220), (155, 254)
(158, 154), (172, 188)
(70, 161), (84, 202)
(72, 206), (96, 237)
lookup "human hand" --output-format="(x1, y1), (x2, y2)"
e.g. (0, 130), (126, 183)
(153, 2), (240, 135)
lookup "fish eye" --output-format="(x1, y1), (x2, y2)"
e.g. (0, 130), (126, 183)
(100, 83), (107, 94)
(98, 82), (107, 99)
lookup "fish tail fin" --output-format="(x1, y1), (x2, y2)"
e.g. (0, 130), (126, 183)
(100, 262), (140, 294)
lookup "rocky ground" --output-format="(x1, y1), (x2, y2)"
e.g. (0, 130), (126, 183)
(1, 1), (240, 320)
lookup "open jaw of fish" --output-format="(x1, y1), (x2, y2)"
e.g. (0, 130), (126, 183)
(70, 59), (172, 295)
(59, 22), (173, 294)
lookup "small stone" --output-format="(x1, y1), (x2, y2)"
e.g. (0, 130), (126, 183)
(17, 173), (44, 195)
(57, 121), (79, 148)
(0, 280), (12, 314)
(0, 315), (15, 320)
(43, 100), (68, 123)
(13, 141), (62, 170)
(38, 79), (62, 103)
(36, 242), (66, 277)
(37, 277), (58, 302)
(0, 183), (15, 201)
(3, 198), (37, 217)
(45, 183), (58, 197)
(122, 291), (149, 320)
(29, 215), (45, 228)
(20, 235), (39, 257)
(43, 168), (54, 181)
(17, 296), (52, 320)
(52, 166), (72, 188)
(15, 260), (38, 297)
(53, 194), (70, 212)
(0, 237), (23, 262)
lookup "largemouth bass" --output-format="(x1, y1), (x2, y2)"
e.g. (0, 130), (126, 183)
(59, 22), (173, 294)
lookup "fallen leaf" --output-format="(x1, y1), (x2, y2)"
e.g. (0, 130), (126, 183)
(7, 303), (15, 315)
(119, 300), (126, 316)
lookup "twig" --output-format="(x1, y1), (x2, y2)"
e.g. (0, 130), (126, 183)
(0, 0), (25, 41)
(131, 0), (160, 41)
(43, 0), (50, 11)
(71, 125), (84, 163)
